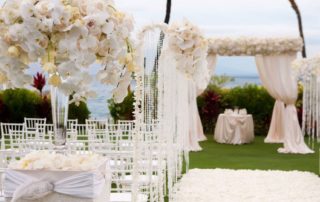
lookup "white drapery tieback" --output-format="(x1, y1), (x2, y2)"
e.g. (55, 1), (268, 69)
(265, 100), (285, 143)
(278, 104), (314, 154)
(4, 169), (106, 202)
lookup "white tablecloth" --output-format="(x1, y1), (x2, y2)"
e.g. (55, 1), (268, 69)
(214, 114), (254, 144)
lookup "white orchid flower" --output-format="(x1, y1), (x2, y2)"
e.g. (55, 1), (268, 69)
(83, 12), (109, 35)
(57, 61), (79, 77)
(79, 35), (98, 51)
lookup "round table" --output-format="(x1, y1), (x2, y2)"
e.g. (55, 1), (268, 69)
(214, 114), (254, 144)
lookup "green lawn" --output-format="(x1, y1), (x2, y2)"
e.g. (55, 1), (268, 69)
(189, 135), (319, 175)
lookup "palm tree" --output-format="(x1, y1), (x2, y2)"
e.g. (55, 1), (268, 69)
(288, 0), (306, 58)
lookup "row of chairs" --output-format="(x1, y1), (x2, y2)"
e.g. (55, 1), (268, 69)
(0, 119), (164, 202)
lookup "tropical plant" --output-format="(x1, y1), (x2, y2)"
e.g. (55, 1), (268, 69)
(32, 72), (46, 96)
(197, 91), (221, 134)
(209, 75), (235, 88)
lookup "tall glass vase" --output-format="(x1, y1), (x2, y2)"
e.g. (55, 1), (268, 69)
(50, 86), (69, 151)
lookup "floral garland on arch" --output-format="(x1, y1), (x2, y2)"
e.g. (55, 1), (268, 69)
(0, 0), (135, 103)
(208, 37), (303, 56)
(167, 20), (208, 80)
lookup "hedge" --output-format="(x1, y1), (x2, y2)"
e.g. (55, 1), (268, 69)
(0, 89), (90, 124)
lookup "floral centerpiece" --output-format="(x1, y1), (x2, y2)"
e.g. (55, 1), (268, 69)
(0, 0), (136, 148)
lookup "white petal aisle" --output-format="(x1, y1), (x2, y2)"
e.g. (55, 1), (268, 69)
(172, 169), (320, 202)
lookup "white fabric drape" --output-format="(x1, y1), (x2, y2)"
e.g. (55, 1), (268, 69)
(4, 168), (109, 202)
(264, 100), (285, 143)
(188, 79), (203, 151)
(255, 54), (313, 154)
(190, 54), (218, 144)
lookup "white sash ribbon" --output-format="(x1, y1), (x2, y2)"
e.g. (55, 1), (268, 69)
(4, 169), (106, 202)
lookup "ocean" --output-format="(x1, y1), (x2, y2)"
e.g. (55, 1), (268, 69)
(87, 75), (261, 119)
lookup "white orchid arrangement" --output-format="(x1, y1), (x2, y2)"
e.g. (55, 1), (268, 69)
(0, 0), (136, 103)
(167, 20), (208, 79)
(208, 37), (303, 56)
(292, 55), (320, 78)
(9, 151), (105, 171)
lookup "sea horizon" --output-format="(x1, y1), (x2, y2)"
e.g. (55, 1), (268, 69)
(88, 75), (261, 119)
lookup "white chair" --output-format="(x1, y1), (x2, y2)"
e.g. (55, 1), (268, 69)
(86, 119), (108, 140)
(67, 119), (78, 141)
(35, 123), (54, 141)
(24, 118), (46, 138)
(0, 123), (26, 150)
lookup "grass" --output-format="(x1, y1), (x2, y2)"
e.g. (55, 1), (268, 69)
(189, 135), (319, 175)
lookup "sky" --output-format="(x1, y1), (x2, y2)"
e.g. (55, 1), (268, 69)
(116, 0), (320, 76)
(0, 0), (318, 117)
(0, 0), (318, 76)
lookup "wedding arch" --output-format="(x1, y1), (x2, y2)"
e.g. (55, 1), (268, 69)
(204, 37), (313, 154)
(133, 25), (314, 199)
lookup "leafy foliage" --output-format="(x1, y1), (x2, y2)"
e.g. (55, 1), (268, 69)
(108, 90), (134, 122)
(197, 91), (221, 134)
(209, 74), (235, 88)
(0, 89), (90, 123)
(68, 100), (90, 124)
(0, 89), (42, 122)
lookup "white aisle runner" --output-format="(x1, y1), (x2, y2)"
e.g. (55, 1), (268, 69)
(172, 169), (320, 202)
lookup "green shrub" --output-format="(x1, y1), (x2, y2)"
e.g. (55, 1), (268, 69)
(68, 101), (90, 124)
(108, 90), (134, 122)
(0, 89), (42, 122)
(0, 89), (90, 123)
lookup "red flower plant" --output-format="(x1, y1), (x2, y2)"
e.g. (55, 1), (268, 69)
(32, 72), (46, 96)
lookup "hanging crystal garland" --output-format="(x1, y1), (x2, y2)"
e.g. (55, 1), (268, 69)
(292, 56), (320, 148)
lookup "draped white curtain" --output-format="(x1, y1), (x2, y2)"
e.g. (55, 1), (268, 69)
(255, 54), (314, 154)
(188, 54), (217, 151)
(187, 54), (218, 151)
